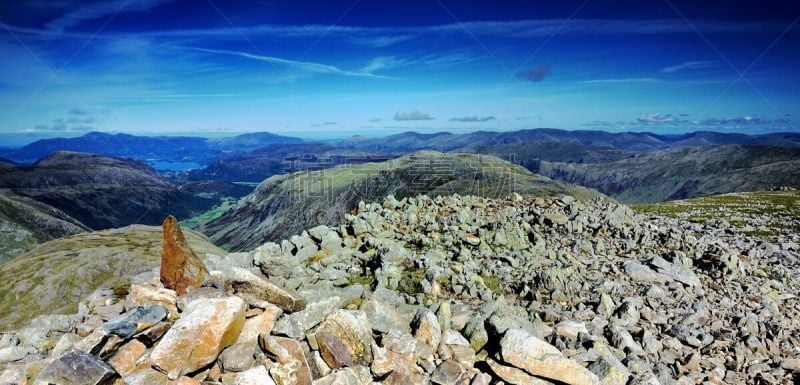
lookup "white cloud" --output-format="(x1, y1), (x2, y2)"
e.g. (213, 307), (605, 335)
(46, 0), (175, 32)
(348, 35), (415, 48)
(659, 61), (717, 73)
(637, 113), (678, 124)
(189, 47), (393, 80)
(358, 56), (408, 73)
(578, 77), (666, 84)
(10, 18), (782, 42)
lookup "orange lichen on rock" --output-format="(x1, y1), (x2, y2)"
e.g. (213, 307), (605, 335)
(160, 215), (209, 295)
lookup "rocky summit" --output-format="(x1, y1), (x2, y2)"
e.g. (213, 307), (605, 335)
(1, 192), (799, 384)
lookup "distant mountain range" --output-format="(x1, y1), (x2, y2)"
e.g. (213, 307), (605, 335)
(4, 129), (799, 168)
(187, 143), (399, 183)
(340, 129), (800, 152)
(2, 128), (799, 257)
(3, 131), (304, 166)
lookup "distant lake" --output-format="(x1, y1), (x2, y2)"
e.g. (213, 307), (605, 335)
(147, 160), (202, 171)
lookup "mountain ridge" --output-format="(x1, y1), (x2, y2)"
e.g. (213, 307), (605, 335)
(203, 151), (604, 251)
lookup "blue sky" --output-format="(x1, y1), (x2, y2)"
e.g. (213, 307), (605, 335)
(0, 0), (798, 144)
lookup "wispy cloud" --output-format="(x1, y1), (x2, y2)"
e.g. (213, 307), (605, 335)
(449, 116), (496, 122)
(659, 60), (717, 73)
(358, 56), (408, 73)
(188, 47), (394, 79)
(394, 111), (434, 121)
(696, 116), (768, 125)
(348, 34), (415, 48)
(578, 77), (666, 84)
(518, 64), (551, 82)
(9, 18), (783, 41)
(357, 52), (480, 74)
(45, 0), (175, 32)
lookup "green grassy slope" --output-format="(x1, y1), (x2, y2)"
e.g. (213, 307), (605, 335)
(0, 225), (225, 330)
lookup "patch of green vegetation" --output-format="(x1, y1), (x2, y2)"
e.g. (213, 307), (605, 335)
(347, 274), (375, 287)
(481, 274), (505, 296)
(742, 230), (776, 238)
(181, 198), (235, 230)
(631, 190), (800, 241)
(435, 275), (452, 292)
(398, 268), (426, 296)
(0, 225), (225, 331)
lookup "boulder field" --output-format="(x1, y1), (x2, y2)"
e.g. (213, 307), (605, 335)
(1, 192), (799, 384)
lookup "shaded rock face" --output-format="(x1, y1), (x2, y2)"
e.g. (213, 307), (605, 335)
(38, 349), (117, 385)
(315, 310), (373, 369)
(160, 215), (209, 295)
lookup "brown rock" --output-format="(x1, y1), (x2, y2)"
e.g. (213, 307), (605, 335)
(431, 361), (467, 385)
(314, 310), (373, 370)
(259, 335), (312, 385)
(150, 296), (246, 379)
(383, 371), (429, 385)
(109, 340), (146, 376)
(136, 322), (171, 346)
(233, 366), (276, 385)
(228, 267), (306, 313)
(370, 331), (419, 377)
(499, 328), (599, 385)
(129, 284), (179, 319)
(486, 357), (551, 385)
(237, 304), (281, 344)
(122, 369), (196, 385)
(160, 215), (209, 295)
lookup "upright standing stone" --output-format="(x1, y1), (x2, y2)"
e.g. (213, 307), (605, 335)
(160, 215), (209, 295)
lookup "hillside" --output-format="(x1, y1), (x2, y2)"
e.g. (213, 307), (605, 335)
(464, 141), (634, 165)
(632, 189), (800, 240)
(188, 143), (397, 183)
(532, 145), (800, 203)
(0, 151), (216, 230)
(204, 151), (603, 250)
(0, 191), (89, 263)
(0, 224), (225, 330)
(1, 192), (797, 384)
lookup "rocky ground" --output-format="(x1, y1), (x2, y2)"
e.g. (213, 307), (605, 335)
(1, 192), (799, 384)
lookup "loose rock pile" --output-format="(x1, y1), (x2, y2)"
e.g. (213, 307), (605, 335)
(1, 193), (799, 384)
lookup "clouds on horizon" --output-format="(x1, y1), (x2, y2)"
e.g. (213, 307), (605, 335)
(394, 111), (434, 121)
(32, 107), (110, 132)
(450, 116), (496, 122)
